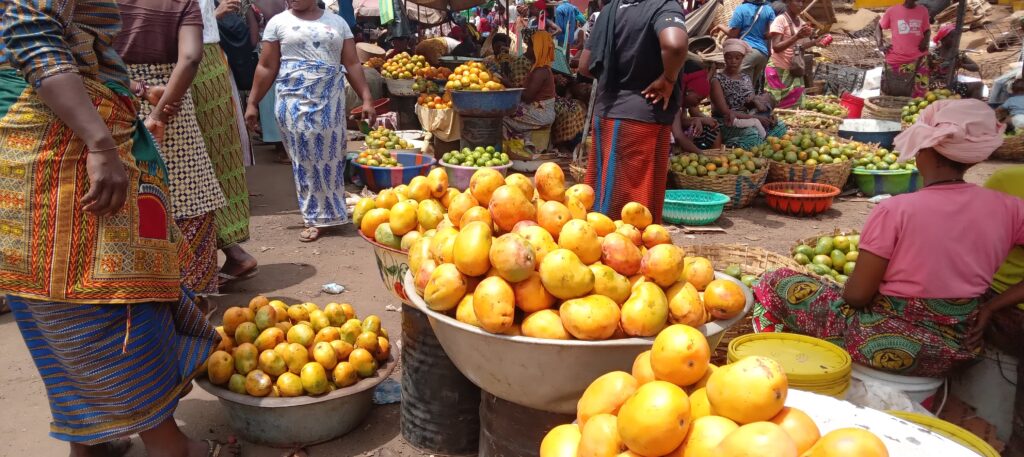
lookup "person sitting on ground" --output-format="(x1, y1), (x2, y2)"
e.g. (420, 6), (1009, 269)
(929, 23), (983, 99)
(997, 79), (1024, 132)
(484, 33), (533, 87)
(673, 60), (722, 153)
(754, 99), (1024, 379)
(503, 30), (558, 160)
(385, 34), (412, 59)
(552, 73), (587, 155)
(710, 39), (786, 149)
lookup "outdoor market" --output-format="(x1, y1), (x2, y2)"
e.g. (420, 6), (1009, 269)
(1, 0), (1024, 454)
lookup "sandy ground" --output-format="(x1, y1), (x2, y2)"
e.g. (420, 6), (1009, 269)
(0, 143), (1014, 457)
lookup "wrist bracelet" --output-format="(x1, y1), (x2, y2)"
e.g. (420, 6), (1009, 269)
(89, 146), (118, 154)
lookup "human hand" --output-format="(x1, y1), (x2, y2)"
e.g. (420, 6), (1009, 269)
(244, 104), (261, 134)
(642, 75), (675, 110)
(798, 24), (814, 38)
(966, 307), (993, 352)
(359, 101), (377, 124)
(145, 86), (181, 117)
(691, 118), (704, 137)
(216, 0), (241, 18)
(879, 43), (892, 54)
(725, 111), (736, 127)
(144, 116), (166, 145)
(757, 116), (774, 129)
(81, 146), (129, 216)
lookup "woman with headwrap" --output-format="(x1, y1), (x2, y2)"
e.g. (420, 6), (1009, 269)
(754, 99), (1024, 379)
(578, 0), (688, 223)
(711, 39), (787, 149)
(502, 30), (558, 159)
(928, 23), (984, 99)
(672, 61), (721, 153)
(484, 33), (533, 88)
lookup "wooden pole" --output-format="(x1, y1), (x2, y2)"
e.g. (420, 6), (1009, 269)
(947, 0), (967, 88)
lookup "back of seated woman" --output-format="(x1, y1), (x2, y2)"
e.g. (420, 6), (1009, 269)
(753, 99), (1024, 378)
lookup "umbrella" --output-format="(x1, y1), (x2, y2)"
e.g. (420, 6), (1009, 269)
(404, 0), (488, 13)
(354, 0), (448, 23)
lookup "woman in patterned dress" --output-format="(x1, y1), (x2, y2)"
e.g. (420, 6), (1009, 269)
(245, 0), (376, 242)
(710, 39), (786, 149)
(754, 100), (1024, 379)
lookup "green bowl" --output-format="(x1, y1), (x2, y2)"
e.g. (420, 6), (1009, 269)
(852, 168), (923, 197)
(663, 190), (730, 225)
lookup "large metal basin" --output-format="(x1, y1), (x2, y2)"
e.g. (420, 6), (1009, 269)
(195, 357), (397, 448)
(402, 271), (753, 414)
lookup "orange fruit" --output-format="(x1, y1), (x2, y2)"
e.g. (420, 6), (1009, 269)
(770, 407), (820, 454)
(802, 428), (888, 457)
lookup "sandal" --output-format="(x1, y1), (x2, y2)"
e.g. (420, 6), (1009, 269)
(205, 439), (240, 457)
(299, 227), (322, 242)
(217, 266), (259, 288)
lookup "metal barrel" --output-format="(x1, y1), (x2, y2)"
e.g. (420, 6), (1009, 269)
(478, 390), (575, 457)
(460, 116), (504, 152)
(401, 304), (481, 454)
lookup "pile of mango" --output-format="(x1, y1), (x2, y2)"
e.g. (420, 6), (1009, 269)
(802, 95), (848, 118)
(853, 148), (916, 172)
(206, 297), (390, 397)
(751, 131), (871, 167)
(354, 167), (455, 251)
(792, 234), (858, 284)
(670, 149), (767, 177)
(902, 89), (959, 124)
(361, 162), (749, 340)
(540, 324), (890, 457)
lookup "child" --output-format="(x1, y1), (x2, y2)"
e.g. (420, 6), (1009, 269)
(997, 78), (1024, 131)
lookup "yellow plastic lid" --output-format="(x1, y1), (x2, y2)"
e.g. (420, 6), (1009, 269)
(888, 411), (1000, 457)
(728, 333), (852, 384)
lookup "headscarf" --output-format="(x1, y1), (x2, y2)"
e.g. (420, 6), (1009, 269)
(893, 99), (1006, 164)
(530, 30), (555, 69)
(723, 38), (752, 56)
(683, 69), (711, 98)
(933, 23), (955, 44)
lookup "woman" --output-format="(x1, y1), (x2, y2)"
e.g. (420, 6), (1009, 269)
(929, 24), (984, 99)
(765, 0), (814, 109)
(115, 0), (227, 298)
(503, 30), (558, 159)
(711, 39), (786, 149)
(484, 33), (532, 88)
(194, 0), (260, 287)
(552, 73), (587, 154)
(245, 0), (376, 242)
(754, 99), (1024, 379)
(579, 0), (688, 223)
(875, 0), (930, 97)
(673, 62), (722, 153)
(0, 0), (228, 455)
(725, 0), (776, 93)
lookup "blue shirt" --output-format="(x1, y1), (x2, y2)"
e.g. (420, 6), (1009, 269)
(728, 2), (776, 56)
(337, 0), (355, 29)
(554, 2), (585, 45)
(1002, 95), (1024, 117)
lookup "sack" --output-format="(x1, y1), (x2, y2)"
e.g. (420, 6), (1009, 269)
(217, 4), (258, 90)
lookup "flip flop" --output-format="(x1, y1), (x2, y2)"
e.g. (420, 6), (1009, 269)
(217, 266), (259, 287)
(299, 227), (321, 242)
(206, 438), (240, 457)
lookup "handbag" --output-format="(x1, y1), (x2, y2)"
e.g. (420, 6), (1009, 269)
(217, 3), (259, 91)
(784, 14), (806, 77)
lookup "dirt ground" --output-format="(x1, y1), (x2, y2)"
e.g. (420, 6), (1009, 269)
(0, 143), (1014, 457)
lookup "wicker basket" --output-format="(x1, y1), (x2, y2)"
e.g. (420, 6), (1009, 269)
(992, 134), (1024, 161)
(863, 96), (910, 122)
(775, 109), (843, 133)
(671, 168), (768, 210)
(766, 159), (853, 189)
(569, 162), (587, 183)
(792, 228), (861, 283)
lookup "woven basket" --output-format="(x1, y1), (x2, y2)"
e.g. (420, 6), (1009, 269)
(992, 134), (1024, 161)
(792, 228), (861, 283)
(863, 96), (911, 122)
(766, 159), (853, 189)
(671, 168), (768, 210)
(570, 162), (587, 183)
(775, 109), (843, 133)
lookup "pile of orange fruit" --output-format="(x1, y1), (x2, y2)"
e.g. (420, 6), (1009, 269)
(206, 297), (391, 398)
(417, 93), (452, 110)
(445, 62), (505, 91)
(362, 57), (385, 71)
(540, 325), (891, 457)
(381, 53), (430, 80)
(419, 66), (453, 80)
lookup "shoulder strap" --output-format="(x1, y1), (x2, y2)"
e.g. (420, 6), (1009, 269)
(740, 5), (764, 41)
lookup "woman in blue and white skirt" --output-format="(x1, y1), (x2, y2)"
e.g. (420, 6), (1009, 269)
(245, 0), (375, 242)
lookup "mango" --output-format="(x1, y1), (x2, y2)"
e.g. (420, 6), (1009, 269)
(706, 355), (788, 424)
(578, 414), (623, 457)
(300, 362), (330, 395)
(332, 362), (359, 388)
(615, 223), (643, 247)
(631, 351), (656, 385)
(352, 198), (375, 227)
(416, 199), (445, 231)
(688, 387), (713, 418)
(374, 189), (398, 209)
(489, 233), (536, 283)
(287, 304), (310, 323)
(704, 279), (746, 320)
(254, 327), (285, 352)
(540, 249), (595, 300)
(360, 207), (391, 238)
(286, 323), (314, 346)
(228, 373), (247, 394)
(489, 185), (536, 232)
(312, 341), (339, 370)
(407, 176), (432, 201)
(413, 258), (437, 294)
(426, 166), (449, 198)
(714, 422), (797, 457)
(453, 221), (492, 276)
(215, 326), (235, 353)
(590, 264), (631, 305)
(538, 201), (573, 239)
(308, 309), (331, 333)
(540, 424), (581, 457)
(459, 206), (492, 228)
(616, 381), (691, 456)
(329, 340), (354, 361)
(276, 372), (304, 397)
(376, 336), (391, 362)
(447, 192), (479, 229)
(473, 276), (516, 334)
(349, 347), (378, 377)
(566, 183), (595, 210)
(518, 225), (558, 266)
(535, 162), (566, 202)
(651, 324), (710, 387)
(559, 294), (620, 340)
(374, 223), (401, 249)
(669, 415), (738, 457)
(559, 219), (602, 265)
(770, 407), (820, 454)
(339, 320), (362, 344)
(512, 271), (557, 313)
(389, 200), (418, 236)
(521, 309), (571, 340)
(641, 244), (686, 287)
(245, 370), (274, 397)
(683, 257), (715, 291)
(207, 350), (235, 385)
(641, 224), (671, 248)
(355, 331), (379, 354)
(666, 281), (707, 327)
(505, 173), (535, 199)
(258, 349), (287, 376)
(441, 187), (460, 208)
(620, 282), (669, 337)
(620, 202), (653, 230)
(283, 342), (310, 374)
(565, 197), (587, 220)
(601, 232), (643, 276)
(577, 371), (638, 427)
(802, 427), (888, 457)
(586, 212), (617, 236)
(424, 263), (468, 311)
(234, 321), (259, 345)
(469, 167), (505, 206)
(430, 227), (459, 264)
(455, 295), (481, 327)
(233, 343), (259, 375)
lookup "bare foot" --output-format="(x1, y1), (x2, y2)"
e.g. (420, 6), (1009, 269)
(70, 438), (133, 457)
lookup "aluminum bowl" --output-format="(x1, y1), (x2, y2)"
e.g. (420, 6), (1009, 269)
(402, 271), (753, 414)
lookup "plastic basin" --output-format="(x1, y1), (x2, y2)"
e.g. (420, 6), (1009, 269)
(440, 160), (513, 191)
(195, 356), (397, 448)
(451, 89), (524, 117)
(359, 232), (411, 304)
(349, 152), (435, 192)
(837, 119), (902, 149)
(663, 190), (730, 225)
(762, 182), (841, 217)
(384, 78), (417, 97)
(402, 271), (753, 414)
(852, 168), (924, 197)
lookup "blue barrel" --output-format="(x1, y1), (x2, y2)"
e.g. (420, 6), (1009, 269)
(401, 304), (481, 453)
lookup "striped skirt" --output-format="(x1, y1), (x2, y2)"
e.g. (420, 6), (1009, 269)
(191, 44), (252, 248)
(7, 290), (219, 444)
(584, 115), (671, 224)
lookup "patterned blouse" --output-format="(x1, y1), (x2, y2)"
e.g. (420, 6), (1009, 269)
(0, 0), (130, 87)
(713, 72), (755, 113)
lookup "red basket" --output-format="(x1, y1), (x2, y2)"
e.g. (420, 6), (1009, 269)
(761, 182), (841, 217)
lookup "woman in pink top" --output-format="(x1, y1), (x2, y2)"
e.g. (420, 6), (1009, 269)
(753, 99), (1024, 378)
(875, 0), (931, 97)
(765, 0), (814, 109)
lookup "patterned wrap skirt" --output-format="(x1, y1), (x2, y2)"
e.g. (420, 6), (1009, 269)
(503, 98), (557, 160)
(6, 289), (219, 444)
(175, 212), (218, 295)
(191, 44), (252, 248)
(765, 63), (806, 110)
(584, 115), (671, 224)
(718, 118), (788, 150)
(753, 268), (981, 378)
(275, 59), (350, 227)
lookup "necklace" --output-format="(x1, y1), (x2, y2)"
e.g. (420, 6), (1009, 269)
(924, 178), (965, 188)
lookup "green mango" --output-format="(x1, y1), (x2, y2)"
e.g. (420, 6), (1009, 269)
(812, 254), (833, 268)
(814, 237), (835, 256)
(794, 244), (815, 258)
(833, 236), (851, 253)
(794, 253), (811, 265)
(808, 264), (831, 276)
(843, 261), (856, 276)
(830, 250), (848, 269)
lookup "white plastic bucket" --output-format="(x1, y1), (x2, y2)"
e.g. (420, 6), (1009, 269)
(851, 364), (944, 404)
(951, 348), (1019, 442)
